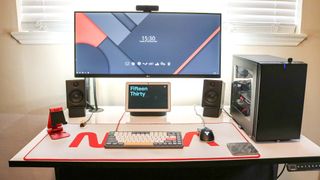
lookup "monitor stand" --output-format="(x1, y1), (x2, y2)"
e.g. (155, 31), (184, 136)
(127, 113), (169, 124)
(130, 112), (166, 116)
(86, 78), (103, 113)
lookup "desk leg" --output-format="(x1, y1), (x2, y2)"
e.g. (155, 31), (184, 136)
(54, 167), (60, 180)
(274, 164), (279, 180)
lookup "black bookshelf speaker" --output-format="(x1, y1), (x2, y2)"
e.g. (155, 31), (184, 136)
(202, 80), (225, 117)
(66, 79), (86, 117)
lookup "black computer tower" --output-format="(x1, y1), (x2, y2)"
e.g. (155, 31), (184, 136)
(230, 55), (307, 142)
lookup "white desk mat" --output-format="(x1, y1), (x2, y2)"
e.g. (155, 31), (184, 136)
(24, 122), (260, 162)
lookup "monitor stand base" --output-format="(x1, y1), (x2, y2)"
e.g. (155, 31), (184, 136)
(130, 112), (166, 116)
(89, 108), (104, 113)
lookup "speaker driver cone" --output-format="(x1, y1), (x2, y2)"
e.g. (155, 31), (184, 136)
(69, 90), (84, 104)
(204, 90), (218, 106)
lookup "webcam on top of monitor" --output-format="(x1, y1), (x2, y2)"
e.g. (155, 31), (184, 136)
(136, 5), (159, 12)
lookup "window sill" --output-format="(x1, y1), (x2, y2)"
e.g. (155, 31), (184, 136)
(11, 31), (72, 44)
(11, 31), (307, 46)
(229, 33), (307, 46)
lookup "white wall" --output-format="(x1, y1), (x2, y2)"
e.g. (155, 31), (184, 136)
(1, 0), (320, 179)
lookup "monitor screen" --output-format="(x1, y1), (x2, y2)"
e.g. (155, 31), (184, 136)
(75, 12), (221, 77)
(125, 82), (171, 112)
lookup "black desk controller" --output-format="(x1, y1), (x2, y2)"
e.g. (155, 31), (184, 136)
(287, 162), (320, 171)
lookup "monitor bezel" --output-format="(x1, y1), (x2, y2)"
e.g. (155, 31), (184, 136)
(74, 11), (222, 78)
(125, 82), (171, 112)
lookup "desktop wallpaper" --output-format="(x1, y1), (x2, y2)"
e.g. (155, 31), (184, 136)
(75, 12), (221, 76)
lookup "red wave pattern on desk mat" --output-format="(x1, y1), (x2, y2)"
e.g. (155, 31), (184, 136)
(69, 132), (109, 148)
(23, 122), (260, 162)
(68, 131), (218, 148)
(183, 131), (219, 147)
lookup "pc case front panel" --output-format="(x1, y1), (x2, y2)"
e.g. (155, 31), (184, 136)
(255, 63), (307, 141)
(230, 57), (259, 138)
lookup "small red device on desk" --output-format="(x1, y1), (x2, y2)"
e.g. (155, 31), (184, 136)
(47, 107), (70, 140)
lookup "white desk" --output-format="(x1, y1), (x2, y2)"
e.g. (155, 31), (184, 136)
(9, 106), (320, 179)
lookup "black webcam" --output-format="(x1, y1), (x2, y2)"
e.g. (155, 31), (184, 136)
(136, 5), (159, 12)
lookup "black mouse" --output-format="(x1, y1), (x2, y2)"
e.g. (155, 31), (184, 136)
(199, 127), (215, 141)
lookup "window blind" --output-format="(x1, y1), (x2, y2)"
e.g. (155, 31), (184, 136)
(19, 0), (72, 32)
(14, 0), (304, 44)
(227, 0), (298, 34)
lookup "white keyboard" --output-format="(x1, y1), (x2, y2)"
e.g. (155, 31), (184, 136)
(104, 131), (184, 148)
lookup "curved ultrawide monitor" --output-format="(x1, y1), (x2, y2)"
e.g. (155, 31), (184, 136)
(75, 12), (221, 78)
